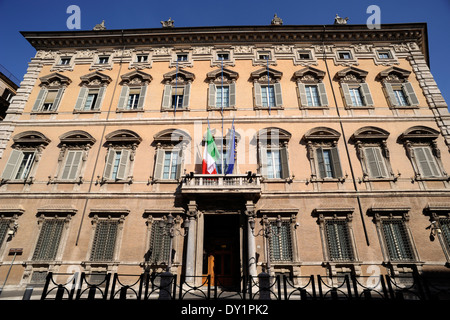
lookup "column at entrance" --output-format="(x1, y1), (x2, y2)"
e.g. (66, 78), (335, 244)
(245, 200), (257, 277)
(185, 200), (198, 284)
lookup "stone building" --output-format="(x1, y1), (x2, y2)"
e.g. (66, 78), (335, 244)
(0, 19), (449, 295)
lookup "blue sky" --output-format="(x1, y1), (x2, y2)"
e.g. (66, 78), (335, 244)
(0, 0), (449, 105)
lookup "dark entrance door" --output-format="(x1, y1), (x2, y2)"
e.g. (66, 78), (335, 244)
(202, 214), (240, 287)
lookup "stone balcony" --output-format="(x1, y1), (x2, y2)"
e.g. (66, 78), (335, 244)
(180, 173), (262, 196)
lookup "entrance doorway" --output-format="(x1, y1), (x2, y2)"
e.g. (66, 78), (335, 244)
(202, 214), (240, 287)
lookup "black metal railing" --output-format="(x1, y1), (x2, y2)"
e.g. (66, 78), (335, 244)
(38, 271), (450, 301)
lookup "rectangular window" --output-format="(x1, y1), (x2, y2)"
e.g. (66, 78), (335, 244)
(269, 221), (293, 262)
(126, 88), (140, 110)
(83, 90), (99, 111)
(59, 57), (71, 65)
(381, 219), (414, 261)
(299, 52), (312, 60)
(261, 85), (275, 108)
(393, 89), (408, 106)
(162, 150), (179, 180)
(111, 150), (122, 180)
(217, 53), (229, 60)
(177, 54), (188, 62)
(440, 218), (450, 252)
(90, 220), (118, 261)
(136, 55), (148, 62)
(0, 220), (9, 248)
(15, 151), (35, 180)
(171, 87), (184, 109)
(266, 149), (282, 179)
(215, 86), (230, 108)
(258, 52), (271, 60)
(338, 51), (352, 60)
(98, 56), (109, 64)
(316, 147), (342, 179)
(377, 51), (391, 59)
(148, 223), (171, 264)
(349, 87), (364, 107)
(32, 219), (65, 261)
(305, 85), (320, 107)
(42, 90), (58, 111)
(413, 146), (441, 178)
(364, 147), (388, 178)
(325, 220), (355, 261)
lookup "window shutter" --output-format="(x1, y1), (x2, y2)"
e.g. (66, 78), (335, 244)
(280, 146), (290, 179)
(74, 87), (88, 111)
(360, 83), (374, 106)
(331, 147), (343, 178)
(274, 82), (283, 107)
(117, 86), (129, 110)
(402, 82), (419, 106)
(364, 147), (380, 178)
(208, 84), (216, 108)
(137, 85), (147, 110)
(116, 149), (129, 180)
(297, 83), (308, 107)
(317, 83), (329, 107)
(32, 219), (64, 261)
(51, 88), (64, 111)
(32, 88), (47, 112)
(90, 220), (118, 261)
(258, 144), (268, 177)
(374, 147), (388, 177)
(341, 83), (353, 107)
(153, 148), (165, 180)
(175, 149), (183, 179)
(103, 149), (116, 179)
(316, 147), (326, 178)
(182, 83), (191, 109)
(1, 149), (23, 180)
(414, 146), (440, 177)
(162, 85), (172, 109)
(93, 87), (106, 111)
(254, 83), (262, 108)
(149, 223), (171, 263)
(62, 150), (83, 180)
(384, 83), (399, 107)
(325, 220), (354, 261)
(61, 150), (75, 180)
(229, 82), (236, 107)
(382, 220), (414, 261)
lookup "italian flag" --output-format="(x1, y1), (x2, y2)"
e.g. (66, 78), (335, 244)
(202, 126), (219, 174)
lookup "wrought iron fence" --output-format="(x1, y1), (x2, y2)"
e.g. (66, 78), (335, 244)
(38, 271), (450, 301)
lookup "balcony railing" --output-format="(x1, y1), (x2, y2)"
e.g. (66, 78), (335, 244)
(181, 173), (261, 194)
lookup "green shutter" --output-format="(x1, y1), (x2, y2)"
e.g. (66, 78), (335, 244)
(274, 82), (283, 107)
(32, 219), (65, 261)
(317, 83), (329, 107)
(149, 223), (171, 264)
(137, 85), (147, 110)
(316, 147), (326, 178)
(402, 82), (419, 106)
(182, 83), (190, 108)
(360, 83), (374, 106)
(74, 87), (88, 111)
(384, 83), (399, 107)
(297, 83), (308, 107)
(208, 84), (216, 108)
(117, 86), (129, 110)
(90, 220), (118, 261)
(229, 82), (236, 107)
(331, 147), (343, 178)
(162, 85), (172, 109)
(382, 220), (414, 261)
(254, 83), (262, 108)
(93, 87), (105, 111)
(325, 220), (354, 261)
(280, 146), (289, 179)
(153, 148), (165, 180)
(341, 83), (353, 107)
(116, 149), (129, 180)
(1, 149), (23, 180)
(103, 149), (116, 179)
(32, 88), (47, 112)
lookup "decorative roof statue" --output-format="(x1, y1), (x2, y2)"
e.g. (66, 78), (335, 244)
(93, 20), (106, 30)
(271, 14), (283, 26)
(161, 18), (174, 28)
(334, 14), (348, 25)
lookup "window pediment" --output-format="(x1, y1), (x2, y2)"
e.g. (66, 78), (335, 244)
(352, 126), (390, 141)
(256, 127), (291, 143)
(206, 68), (239, 84)
(105, 129), (142, 145)
(80, 71), (112, 87)
(377, 66), (411, 83)
(120, 70), (152, 86)
(39, 73), (72, 88)
(13, 131), (51, 146)
(59, 130), (96, 146)
(250, 67), (282, 83)
(335, 67), (368, 83)
(304, 127), (341, 142)
(163, 68), (195, 85)
(293, 67), (326, 83)
(153, 128), (191, 145)
(400, 126), (439, 141)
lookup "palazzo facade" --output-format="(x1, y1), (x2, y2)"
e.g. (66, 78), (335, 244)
(0, 19), (450, 292)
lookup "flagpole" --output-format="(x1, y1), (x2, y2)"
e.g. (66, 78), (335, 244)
(174, 58), (179, 116)
(221, 58), (224, 174)
(267, 56), (271, 116)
